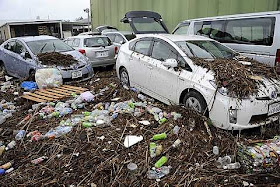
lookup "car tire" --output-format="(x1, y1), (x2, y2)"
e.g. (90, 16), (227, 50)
(0, 62), (6, 77)
(119, 68), (130, 87)
(183, 91), (208, 116)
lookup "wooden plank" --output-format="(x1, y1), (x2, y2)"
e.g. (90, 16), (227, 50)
(25, 93), (55, 101)
(52, 88), (73, 94)
(34, 91), (60, 99)
(45, 89), (69, 96)
(38, 90), (63, 98)
(22, 95), (46, 103)
(62, 85), (88, 91)
(59, 86), (84, 93)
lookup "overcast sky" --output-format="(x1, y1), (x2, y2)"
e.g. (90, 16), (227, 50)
(0, 0), (90, 21)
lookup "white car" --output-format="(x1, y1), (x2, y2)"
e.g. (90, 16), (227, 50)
(116, 34), (280, 130)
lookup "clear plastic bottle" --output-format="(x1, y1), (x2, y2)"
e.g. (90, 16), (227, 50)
(213, 146), (219, 155)
(15, 130), (26, 140)
(5, 140), (16, 150)
(173, 126), (180, 135)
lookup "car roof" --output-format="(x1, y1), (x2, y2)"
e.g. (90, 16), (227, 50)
(67, 35), (109, 39)
(13, 35), (57, 42)
(138, 34), (213, 42)
(180, 11), (280, 24)
(103, 31), (134, 35)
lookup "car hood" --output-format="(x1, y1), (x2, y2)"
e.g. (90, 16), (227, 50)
(53, 50), (89, 70)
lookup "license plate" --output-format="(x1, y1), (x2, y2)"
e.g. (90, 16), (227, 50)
(268, 102), (280, 116)
(72, 71), (82, 79)
(96, 51), (109, 58)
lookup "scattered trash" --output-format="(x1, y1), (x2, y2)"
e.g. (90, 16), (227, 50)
(172, 139), (181, 148)
(123, 135), (143, 148)
(0, 145), (5, 156)
(173, 125), (180, 135)
(15, 130), (26, 140)
(213, 145), (219, 155)
(153, 133), (167, 140)
(80, 91), (94, 102)
(5, 140), (16, 150)
(31, 156), (48, 165)
(155, 156), (168, 168)
(127, 162), (138, 172)
(0, 161), (13, 169)
(35, 68), (63, 89)
(139, 120), (150, 126)
(20, 81), (38, 91)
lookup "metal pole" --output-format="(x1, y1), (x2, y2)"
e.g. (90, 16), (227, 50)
(88, 11), (90, 32)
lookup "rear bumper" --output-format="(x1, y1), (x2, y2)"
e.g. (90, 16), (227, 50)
(89, 58), (116, 67)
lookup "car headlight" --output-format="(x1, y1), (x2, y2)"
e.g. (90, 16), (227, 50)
(229, 108), (237, 124)
(209, 80), (228, 96)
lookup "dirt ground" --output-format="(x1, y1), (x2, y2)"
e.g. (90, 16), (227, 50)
(0, 68), (280, 186)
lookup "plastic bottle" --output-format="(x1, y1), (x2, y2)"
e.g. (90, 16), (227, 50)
(5, 140), (16, 150)
(83, 122), (93, 128)
(0, 161), (13, 169)
(111, 113), (118, 119)
(153, 133), (167, 140)
(31, 156), (48, 164)
(150, 143), (157, 158)
(15, 130), (26, 140)
(158, 118), (167, 124)
(5, 167), (14, 173)
(0, 145), (5, 156)
(213, 146), (219, 155)
(127, 162), (138, 173)
(224, 162), (241, 170)
(173, 126), (180, 135)
(172, 139), (182, 148)
(0, 169), (5, 176)
(156, 145), (163, 156)
(0, 115), (6, 125)
(155, 156), (168, 168)
(138, 94), (146, 101)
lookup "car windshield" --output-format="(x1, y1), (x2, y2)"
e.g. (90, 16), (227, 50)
(132, 18), (167, 33)
(26, 39), (73, 55)
(175, 40), (236, 59)
(84, 37), (111, 47)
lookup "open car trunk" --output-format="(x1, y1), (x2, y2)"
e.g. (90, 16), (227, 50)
(120, 11), (169, 34)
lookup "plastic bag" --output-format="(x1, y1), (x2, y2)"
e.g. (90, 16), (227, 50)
(35, 68), (62, 89)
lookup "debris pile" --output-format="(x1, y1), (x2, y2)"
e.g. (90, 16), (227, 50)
(37, 52), (78, 66)
(191, 57), (279, 97)
(0, 69), (280, 186)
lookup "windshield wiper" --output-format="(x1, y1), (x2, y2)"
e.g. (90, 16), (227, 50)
(39, 43), (47, 53)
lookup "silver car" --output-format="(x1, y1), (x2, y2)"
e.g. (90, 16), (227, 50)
(65, 35), (117, 68)
(0, 36), (94, 82)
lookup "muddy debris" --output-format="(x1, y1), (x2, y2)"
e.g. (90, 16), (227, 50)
(191, 57), (279, 98)
(37, 52), (78, 66)
(0, 69), (280, 186)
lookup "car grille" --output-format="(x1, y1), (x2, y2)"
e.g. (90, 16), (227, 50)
(63, 73), (89, 83)
(61, 65), (86, 71)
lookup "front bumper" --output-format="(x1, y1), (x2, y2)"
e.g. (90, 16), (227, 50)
(209, 93), (280, 130)
(60, 64), (94, 83)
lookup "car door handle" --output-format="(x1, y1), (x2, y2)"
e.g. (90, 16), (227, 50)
(147, 65), (153, 69)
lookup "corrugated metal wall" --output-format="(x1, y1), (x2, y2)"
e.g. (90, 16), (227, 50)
(90, 0), (279, 31)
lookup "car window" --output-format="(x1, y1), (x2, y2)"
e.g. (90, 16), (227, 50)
(224, 17), (275, 46)
(72, 39), (80, 47)
(173, 24), (189, 35)
(134, 40), (152, 55)
(26, 39), (73, 55)
(176, 40), (236, 59)
(4, 41), (16, 52)
(84, 37), (111, 47)
(105, 34), (116, 42)
(14, 41), (27, 54)
(151, 41), (178, 61)
(115, 34), (124, 44)
(65, 39), (74, 46)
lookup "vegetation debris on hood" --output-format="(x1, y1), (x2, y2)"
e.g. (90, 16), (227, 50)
(37, 52), (78, 66)
(191, 57), (279, 98)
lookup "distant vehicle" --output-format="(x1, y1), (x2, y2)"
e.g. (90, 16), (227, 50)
(64, 35), (117, 68)
(0, 35), (93, 82)
(173, 11), (280, 70)
(96, 25), (118, 33)
(102, 31), (136, 53)
(116, 11), (280, 130)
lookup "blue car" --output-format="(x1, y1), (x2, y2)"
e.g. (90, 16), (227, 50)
(0, 35), (94, 82)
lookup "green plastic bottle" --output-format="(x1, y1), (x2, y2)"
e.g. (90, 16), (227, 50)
(149, 142), (157, 158)
(155, 156), (168, 168)
(82, 122), (93, 128)
(152, 133), (167, 140)
(83, 111), (91, 116)
(158, 118), (167, 124)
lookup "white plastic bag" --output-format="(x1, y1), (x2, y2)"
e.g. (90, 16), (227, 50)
(35, 68), (63, 89)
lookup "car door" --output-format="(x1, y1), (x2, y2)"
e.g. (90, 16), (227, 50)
(128, 38), (153, 89)
(147, 39), (182, 103)
(12, 40), (33, 78)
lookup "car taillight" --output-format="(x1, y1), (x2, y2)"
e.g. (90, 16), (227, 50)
(79, 49), (86, 55)
(275, 49), (280, 73)
(114, 46), (118, 54)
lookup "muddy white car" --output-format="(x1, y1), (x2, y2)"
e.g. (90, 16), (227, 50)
(116, 33), (280, 130)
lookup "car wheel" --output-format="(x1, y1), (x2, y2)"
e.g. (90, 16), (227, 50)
(0, 62), (6, 77)
(120, 68), (130, 86)
(183, 91), (208, 116)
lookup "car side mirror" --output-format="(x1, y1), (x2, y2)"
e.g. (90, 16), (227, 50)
(162, 59), (178, 68)
(20, 52), (31, 59)
(20, 52), (25, 59)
